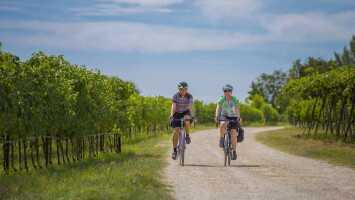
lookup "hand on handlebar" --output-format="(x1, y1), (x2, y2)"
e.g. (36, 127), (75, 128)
(214, 116), (219, 123)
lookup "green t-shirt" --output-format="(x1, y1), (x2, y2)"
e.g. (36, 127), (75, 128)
(217, 95), (240, 117)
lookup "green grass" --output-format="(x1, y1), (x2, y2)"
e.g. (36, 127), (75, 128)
(255, 127), (355, 170)
(0, 124), (214, 199)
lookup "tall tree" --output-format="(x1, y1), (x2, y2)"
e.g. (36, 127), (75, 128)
(248, 70), (287, 113)
(334, 35), (355, 66)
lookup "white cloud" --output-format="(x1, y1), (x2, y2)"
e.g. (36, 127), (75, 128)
(195, 0), (263, 21)
(260, 11), (355, 42)
(0, 6), (23, 12)
(0, 20), (260, 53)
(73, 0), (183, 15)
(72, 4), (171, 16)
(112, 0), (184, 6)
(1, 10), (354, 53)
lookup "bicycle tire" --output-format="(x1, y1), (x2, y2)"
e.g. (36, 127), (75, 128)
(224, 132), (229, 167)
(180, 148), (185, 166)
(228, 135), (231, 166)
(179, 130), (185, 166)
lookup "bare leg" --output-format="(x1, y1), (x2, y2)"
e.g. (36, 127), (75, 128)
(184, 115), (191, 135)
(220, 122), (227, 138)
(230, 129), (237, 151)
(172, 128), (180, 148)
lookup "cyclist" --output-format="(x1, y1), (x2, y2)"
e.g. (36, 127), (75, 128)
(169, 81), (194, 160)
(214, 84), (242, 160)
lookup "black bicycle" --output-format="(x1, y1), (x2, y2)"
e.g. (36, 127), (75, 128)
(219, 118), (239, 167)
(171, 118), (195, 166)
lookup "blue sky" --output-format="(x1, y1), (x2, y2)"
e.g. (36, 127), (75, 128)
(1, 0), (354, 104)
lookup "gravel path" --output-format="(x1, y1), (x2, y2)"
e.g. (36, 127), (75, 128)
(164, 127), (355, 200)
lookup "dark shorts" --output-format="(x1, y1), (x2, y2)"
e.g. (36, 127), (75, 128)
(172, 110), (191, 128)
(220, 115), (239, 130)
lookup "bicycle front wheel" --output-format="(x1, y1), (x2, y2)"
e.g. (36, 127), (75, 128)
(179, 148), (185, 166)
(224, 133), (229, 167)
(178, 130), (185, 166)
(228, 133), (233, 165)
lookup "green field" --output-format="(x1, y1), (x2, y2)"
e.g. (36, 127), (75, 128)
(3, 125), (353, 199)
(0, 124), (214, 199)
(255, 127), (355, 169)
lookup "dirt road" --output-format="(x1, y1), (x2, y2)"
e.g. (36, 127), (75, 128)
(164, 127), (355, 200)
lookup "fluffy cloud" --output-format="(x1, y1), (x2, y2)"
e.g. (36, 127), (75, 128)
(194, 0), (263, 21)
(111, 0), (184, 6)
(73, 0), (183, 15)
(0, 20), (259, 53)
(260, 11), (355, 42)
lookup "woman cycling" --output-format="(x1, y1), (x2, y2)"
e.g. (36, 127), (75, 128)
(214, 84), (242, 160)
(169, 81), (194, 160)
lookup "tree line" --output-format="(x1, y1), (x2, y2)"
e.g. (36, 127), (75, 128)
(1, 38), (281, 172)
(0, 44), (171, 172)
(247, 35), (355, 142)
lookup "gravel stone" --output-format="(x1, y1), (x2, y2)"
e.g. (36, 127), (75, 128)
(164, 127), (355, 200)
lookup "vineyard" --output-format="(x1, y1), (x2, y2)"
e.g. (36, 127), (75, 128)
(1, 39), (354, 173)
(284, 66), (355, 142)
(0, 47), (179, 172)
(0, 45), (278, 173)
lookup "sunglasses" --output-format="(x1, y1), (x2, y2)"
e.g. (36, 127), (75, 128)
(224, 90), (232, 92)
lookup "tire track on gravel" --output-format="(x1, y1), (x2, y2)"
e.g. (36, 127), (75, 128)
(164, 127), (355, 200)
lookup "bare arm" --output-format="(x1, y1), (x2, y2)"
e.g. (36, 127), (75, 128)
(214, 105), (221, 122)
(170, 102), (176, 117)
(188, 103), (194, 116)
(235, 105), (242, 123)
(235, 105), (240, 118)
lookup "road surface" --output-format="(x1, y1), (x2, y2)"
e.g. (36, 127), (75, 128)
(164, 127), (355, 200)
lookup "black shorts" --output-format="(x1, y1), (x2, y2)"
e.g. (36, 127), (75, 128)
(172, 111), (191, 128)
(220, 115), (239, 130)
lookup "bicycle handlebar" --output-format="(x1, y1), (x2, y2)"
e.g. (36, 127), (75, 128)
(171, 118), (195, 122)
(218, 119), (239, 122)
(170, 118), (197, 127)
(215, 117), (240, 128)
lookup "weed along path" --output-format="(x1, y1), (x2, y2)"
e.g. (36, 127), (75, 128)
(164, 127), (355, 200)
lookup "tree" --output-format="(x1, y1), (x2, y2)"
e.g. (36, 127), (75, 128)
(334, 35), (355, 66)
(248, 70), (287, 113)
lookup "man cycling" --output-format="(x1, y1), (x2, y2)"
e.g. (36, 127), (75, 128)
(214, 84), (242, 160)
(169, 81), (194, 160)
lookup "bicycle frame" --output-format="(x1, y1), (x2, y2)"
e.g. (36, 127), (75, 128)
(224, 122), (232, 166)
(172, 118), (195, 166)
(219, 118), (239, 167)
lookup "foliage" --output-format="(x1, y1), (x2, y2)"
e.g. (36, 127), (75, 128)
(245, 94), (279, 124)
(247, 70), (287, 113)
(334, 35), (355, 66)
(284, 66), (355, 142)
(240, 104), (263, 124)
(194, 100), (215, 124)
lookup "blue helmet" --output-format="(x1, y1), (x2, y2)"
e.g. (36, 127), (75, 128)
(222, 83), (233, 91)
(178, 81), (189, 89)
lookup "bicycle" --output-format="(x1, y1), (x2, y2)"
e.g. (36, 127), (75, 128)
(171, 118), (195, 166)
(218, 118), (239, 167)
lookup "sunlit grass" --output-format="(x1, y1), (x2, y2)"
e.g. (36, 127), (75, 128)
(0, 133), (174, 199)
(255, 127), (355, 169)
(0, 124), (214, 199)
